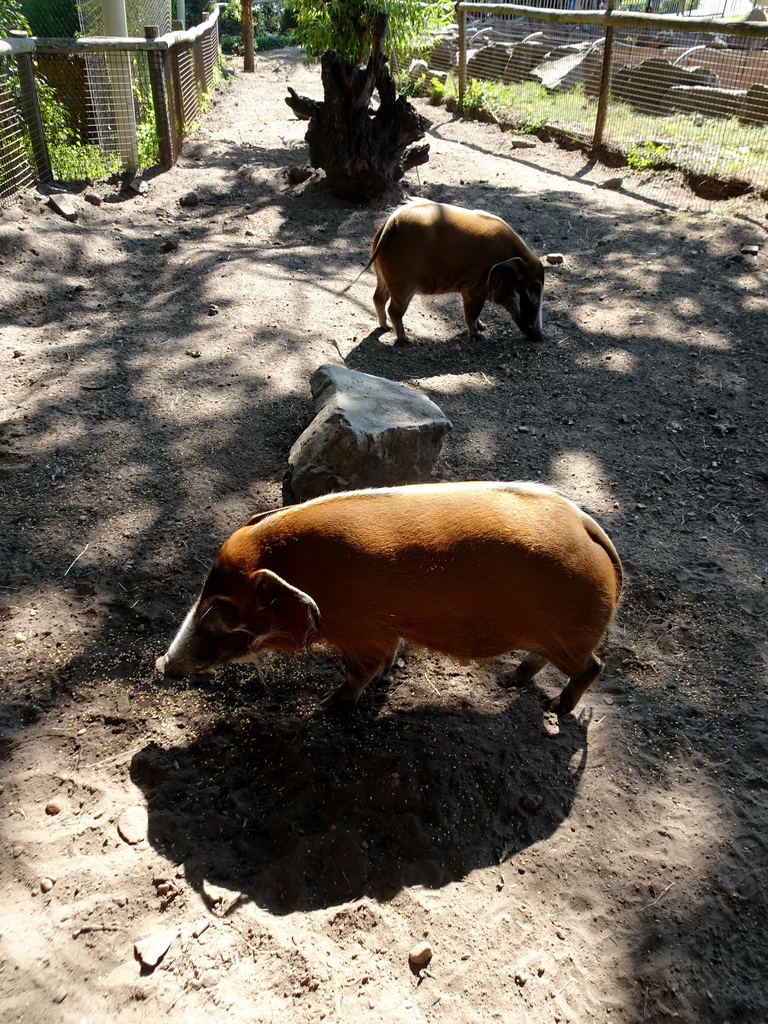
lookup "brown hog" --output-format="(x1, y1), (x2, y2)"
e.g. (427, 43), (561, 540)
(156, 483), (622, 715)
(363, 199), (544, 344)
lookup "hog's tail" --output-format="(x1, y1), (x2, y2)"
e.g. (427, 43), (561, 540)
(583, 515), (624, 603)
(339, 218), (395, 295)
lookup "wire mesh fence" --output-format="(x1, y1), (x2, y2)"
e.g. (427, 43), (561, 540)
(410, 2), (768, 193)
(0, 4), (221, 207)
(0, 60), (35, 204)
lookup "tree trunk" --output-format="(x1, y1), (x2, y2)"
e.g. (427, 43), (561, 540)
(285, 17), (430, 200)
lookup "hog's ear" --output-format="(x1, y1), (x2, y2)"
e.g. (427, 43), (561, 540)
(251, 569), (320, 649)
(487, 257), (525, 301)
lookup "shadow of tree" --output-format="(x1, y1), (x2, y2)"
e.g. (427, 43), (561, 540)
(0, 57), (767, 1019)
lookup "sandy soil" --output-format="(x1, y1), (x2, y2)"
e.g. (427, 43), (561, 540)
(1, 47), (767, 1024)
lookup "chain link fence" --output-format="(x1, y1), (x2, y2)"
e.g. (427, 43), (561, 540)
(0, 2), (220, 206)
(411, 2), (768, 194)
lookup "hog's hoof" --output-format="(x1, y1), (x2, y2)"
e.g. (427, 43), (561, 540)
(393, 335), (415, 347)
(319, 685), (360, 710)
(547, 694), (576, 716)
(501, 668), (532, 690)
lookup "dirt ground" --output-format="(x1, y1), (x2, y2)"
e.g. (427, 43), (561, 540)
(1, 47), (767, 1024)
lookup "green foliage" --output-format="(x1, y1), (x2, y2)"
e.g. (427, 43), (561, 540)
(21, 0), (78, 37)
(461, 77), (551, 133)
(626, 140), (670, 170)
(429, 76), (449, 106)
(34, 76), (118, 180)
(289, 0), (453, 68)
(1, 0), (29, 34)
(255, 32), (290, 51)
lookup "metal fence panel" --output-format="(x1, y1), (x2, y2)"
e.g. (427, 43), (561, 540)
(448, 2), (768, 190)
(0, 8), (221, 205)
(0, 61), (35, 204)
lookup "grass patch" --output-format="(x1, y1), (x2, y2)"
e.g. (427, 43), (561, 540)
(412, 72), (768, 189)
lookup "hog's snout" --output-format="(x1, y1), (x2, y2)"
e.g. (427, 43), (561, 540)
(155, 654), (168, 675)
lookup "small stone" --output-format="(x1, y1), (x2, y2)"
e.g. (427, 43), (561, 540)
(83, 193), (102, 206)
(556, 929), (566, 940)
(52, 989), (67, 1004)
(45, 800), (63, 815)
(408, 941), (433, 967)
(117, 805), (147, 845)
(510, 138), (537, 149)
(160, 239), (179, 253)
(48, 193), (78, 221)
(596, 177), (623, 190)
(134, 931), (174, 968)
(287, 166), (313, 185)
(603, 695), (615, 705)
(201, 968), (219, 988)
(515, 972), (528, 986)
(12, 845), (23, 858)
(546, 253), (564, 265)
(537, 966), (546, 976)
(179, 191), (199, 208)
(40, 877), (55, 893)
(740, 244), (759, 256)
(185, 349), (201, 358)
(520, 794), (543, 813)
(208, 303), (220, 316)
(244, 229), (255, 237)
(127, 176), (148, 195)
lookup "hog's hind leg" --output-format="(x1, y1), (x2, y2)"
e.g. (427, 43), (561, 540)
(373, 274), (390, 331)
(549, 654), (604, 716)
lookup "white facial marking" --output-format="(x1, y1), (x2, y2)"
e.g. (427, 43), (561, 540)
(165, 601), (200, 662)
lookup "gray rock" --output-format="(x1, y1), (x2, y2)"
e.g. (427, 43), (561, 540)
(285, 365), (452, 504)
(596, 177), (623, 190)
(408, 58), (429, 82)
(117, 805), (147, 845)
(134, 931), (174, 968)
(409, 941), (433, 966)
(47, 194), (77, 222)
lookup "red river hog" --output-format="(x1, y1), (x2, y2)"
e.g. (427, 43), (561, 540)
(156, 482), (623, 715)
(362, 198), (544, 344)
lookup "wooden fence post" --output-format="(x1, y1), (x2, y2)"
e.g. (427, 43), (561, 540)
(9, 30), (53, 182)
(242, 0), (254, 73)
(592, 0), (615, 154)
(458, 6), (467, 110)
(145, 26), (174, 168)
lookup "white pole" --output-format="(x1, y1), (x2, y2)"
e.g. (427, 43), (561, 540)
(101, 0), (139, 172)
(177, 0), (186, 28)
